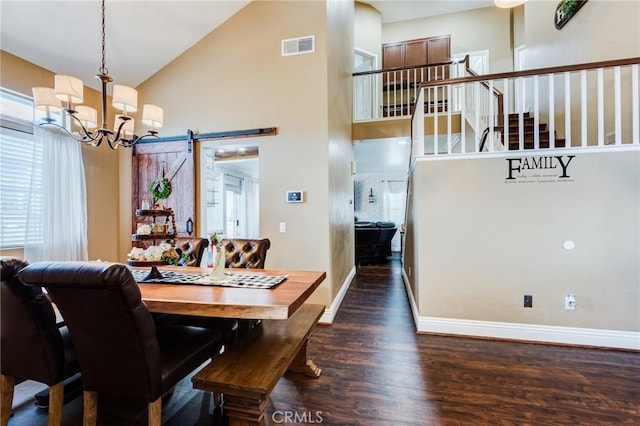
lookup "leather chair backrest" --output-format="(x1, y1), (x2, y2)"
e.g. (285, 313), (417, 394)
(18, 261), (162, 400)
(0, 257), (65, 385)
(175, 237), (208, 266)
(222, 238), (271, 269)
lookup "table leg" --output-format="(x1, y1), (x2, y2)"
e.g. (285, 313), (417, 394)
(287, 338), (321, 378)
(223, 394), (268, 426)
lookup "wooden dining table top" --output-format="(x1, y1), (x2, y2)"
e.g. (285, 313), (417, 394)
(134, 266), (326, 320)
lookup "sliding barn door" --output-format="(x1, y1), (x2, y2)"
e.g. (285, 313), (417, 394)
(131, 135), (195, 237)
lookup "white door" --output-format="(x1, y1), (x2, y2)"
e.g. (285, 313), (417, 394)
(354, 50), (377, 120)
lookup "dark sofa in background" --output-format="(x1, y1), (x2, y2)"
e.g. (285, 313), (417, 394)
(354, 221), (397, 265)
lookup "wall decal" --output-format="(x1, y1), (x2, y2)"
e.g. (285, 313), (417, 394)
(505, 155), (576, 184)
(555, 0), (588, 30)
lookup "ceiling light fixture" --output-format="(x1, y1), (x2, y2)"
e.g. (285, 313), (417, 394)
(32, 0), (162, 149)
(494, 0), (527, 8)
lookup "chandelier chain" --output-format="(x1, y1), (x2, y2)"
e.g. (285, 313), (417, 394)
(99, 0), (108, 75)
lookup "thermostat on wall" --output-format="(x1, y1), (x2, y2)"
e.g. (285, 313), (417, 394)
(286, 191), (304, 203)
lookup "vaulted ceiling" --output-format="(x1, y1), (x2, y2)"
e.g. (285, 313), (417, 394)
(0, 1), (492, 92)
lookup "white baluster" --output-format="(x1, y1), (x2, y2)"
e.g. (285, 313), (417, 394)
(597, 68), (604, 146)
(580, 70), (587, 147)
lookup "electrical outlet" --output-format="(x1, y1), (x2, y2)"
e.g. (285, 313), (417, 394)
(565, 294), (576, 310)
(524, 295), (533, 308)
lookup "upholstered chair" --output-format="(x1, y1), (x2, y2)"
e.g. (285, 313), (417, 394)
(1, 257), (79, 426)
(221, 238), (271, 269)
(175, 237), (208, 266)
(18, 261), (223, 426)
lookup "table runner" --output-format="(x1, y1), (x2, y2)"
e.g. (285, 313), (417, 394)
(131, 269), (287, 289)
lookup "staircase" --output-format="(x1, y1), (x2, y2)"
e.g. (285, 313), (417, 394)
(495, 112), (566, 150)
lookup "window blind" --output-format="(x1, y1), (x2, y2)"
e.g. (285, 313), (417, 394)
(0, 128), (44, 248)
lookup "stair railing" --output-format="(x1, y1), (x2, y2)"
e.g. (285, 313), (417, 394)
(353, 57), (468, 121)
(416, 56), (640, 157)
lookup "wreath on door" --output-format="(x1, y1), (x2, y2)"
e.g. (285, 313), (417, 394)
(150, 177), (171, 200)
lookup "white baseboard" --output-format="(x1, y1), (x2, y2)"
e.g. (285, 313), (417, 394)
(416, 316), (640, 350)
(401, 269), (639, 350)
(319, 265), (356, 324)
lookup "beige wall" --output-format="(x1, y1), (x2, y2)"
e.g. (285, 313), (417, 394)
(522, 0), (640, 69)
(0, 51), (121, 262)
(382, 7), (513, 73)
(132, 0), (354, 307)
(410, 150), (639, 332)
(327, 0), (355, 300)
(354, 2), (381, 63)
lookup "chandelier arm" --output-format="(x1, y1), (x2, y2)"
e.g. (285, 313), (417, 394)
(116, 132), (159, 148)
(105, 116), (130, 148)
(39, 118), (102, 147)
(66, 110), (99, 141)
(107, 137), (119, 150)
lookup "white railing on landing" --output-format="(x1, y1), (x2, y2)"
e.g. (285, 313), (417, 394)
(353, 58), (469, 121)
(411, 57), (640, 159)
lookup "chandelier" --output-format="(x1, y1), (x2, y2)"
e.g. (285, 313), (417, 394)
(32, 0), (162, 149)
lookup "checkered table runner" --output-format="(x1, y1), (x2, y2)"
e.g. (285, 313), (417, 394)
(131, 269), (287, 289)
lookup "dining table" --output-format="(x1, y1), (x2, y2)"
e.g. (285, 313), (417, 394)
(132, 265), (326, 320)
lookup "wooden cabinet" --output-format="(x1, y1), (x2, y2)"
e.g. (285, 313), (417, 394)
(426, 36), (450, 64)
(405, 39), (428, 67)
(382, 35), (451, 82)
(382, 42), (405, 69)
(383, 35), (450, 69)
(381, 35), (451, 117)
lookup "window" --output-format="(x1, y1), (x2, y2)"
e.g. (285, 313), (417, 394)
(0, 89), (48, 248)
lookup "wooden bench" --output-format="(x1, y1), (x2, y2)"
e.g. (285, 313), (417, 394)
(192, 304), (325, 426)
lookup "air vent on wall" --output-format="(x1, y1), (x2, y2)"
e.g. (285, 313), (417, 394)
(281, 35), (315, 56)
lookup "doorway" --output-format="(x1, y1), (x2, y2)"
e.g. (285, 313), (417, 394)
(354, 49), (378, 120)
(353, 138), (410, 252)
(200, 143), (259, 239)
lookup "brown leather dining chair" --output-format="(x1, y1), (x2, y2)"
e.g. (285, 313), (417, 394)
(1, 257), (79, 426)
(18, 261), (224, 426)
(175, 237), (208, 266)
(221, 238), (271, 269)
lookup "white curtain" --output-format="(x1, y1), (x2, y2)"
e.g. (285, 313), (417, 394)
(25, 127), (88, 261)
(244, 178), (260, 238)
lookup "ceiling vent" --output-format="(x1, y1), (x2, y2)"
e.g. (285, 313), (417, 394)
(281, 35), (315, 56)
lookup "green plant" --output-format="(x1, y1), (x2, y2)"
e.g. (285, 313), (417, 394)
(559, 0), (580, 17)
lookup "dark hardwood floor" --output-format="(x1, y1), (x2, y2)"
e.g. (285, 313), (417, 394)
(8, 258), (640, 425)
